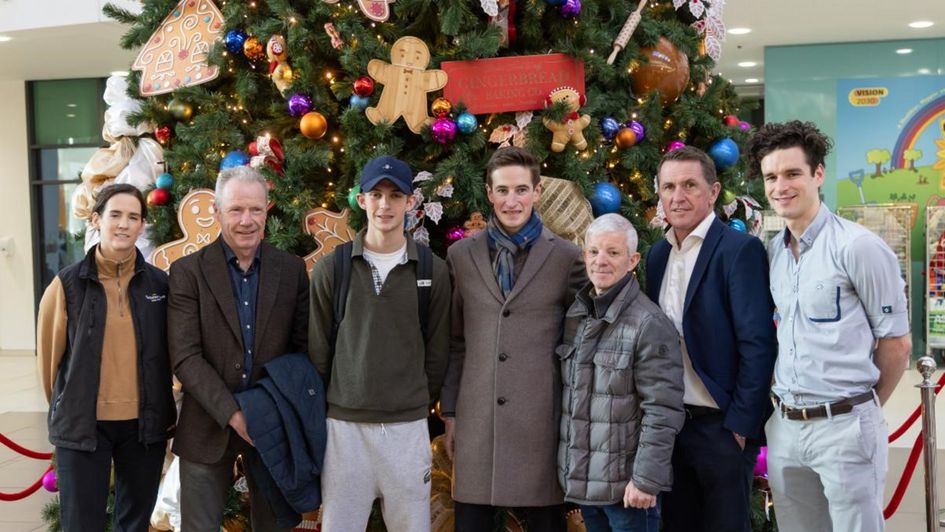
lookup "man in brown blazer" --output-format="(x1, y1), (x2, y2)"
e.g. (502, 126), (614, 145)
(168, 166), (309, 532)
(441, 146), (585, 532)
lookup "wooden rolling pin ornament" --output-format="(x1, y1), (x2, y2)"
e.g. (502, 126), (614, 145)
(607, 0), (648, 65)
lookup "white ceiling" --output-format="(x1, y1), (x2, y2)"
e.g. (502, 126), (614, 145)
(719, 0), (944, 86)
(0, 1), (940, 85)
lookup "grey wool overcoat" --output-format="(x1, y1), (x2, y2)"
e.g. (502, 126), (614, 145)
(441, 227), (585, 506)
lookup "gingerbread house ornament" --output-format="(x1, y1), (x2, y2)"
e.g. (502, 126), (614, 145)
(132, 0), (225, 97)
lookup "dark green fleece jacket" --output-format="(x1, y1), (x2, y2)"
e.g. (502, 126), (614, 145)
(308, 231), (451, 422)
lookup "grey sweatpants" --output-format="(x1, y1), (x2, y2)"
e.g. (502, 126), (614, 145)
(320, 418), (432, 532)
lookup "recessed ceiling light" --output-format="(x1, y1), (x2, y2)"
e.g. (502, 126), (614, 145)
(0, 36), (12, 43)
(918, 68), (932, 74)
(66, 114), (76, 118)
(728, 27), (752, 35)
(737, 61), (757, 68)
(909, 21), (934, 29)
(745, 78), (760, 83)
(66, 103), (77, 108)
(897, 48), (913, 54)
(110, 70), (129, 77)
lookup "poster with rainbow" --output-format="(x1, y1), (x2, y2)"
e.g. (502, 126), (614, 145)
(837, 76), (945, 256)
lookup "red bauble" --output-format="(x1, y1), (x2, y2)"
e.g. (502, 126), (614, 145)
(155, 126), (172, 144)
(353, 76), (375, 97)
(724, 115), (740, 127)
(147, 188), (170, 206)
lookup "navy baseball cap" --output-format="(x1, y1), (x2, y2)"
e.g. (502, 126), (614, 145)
(360, 155), (414, 194)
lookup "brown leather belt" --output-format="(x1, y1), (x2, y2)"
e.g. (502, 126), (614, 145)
(774, 391), (875, 421)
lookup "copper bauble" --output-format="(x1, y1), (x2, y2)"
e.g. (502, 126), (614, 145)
(631, 37), (690, 106)
(614, 127), (637, 149)
(300, 111), (328, 139)
(431, 97), (452, 119)
(243, 37), (265, 61)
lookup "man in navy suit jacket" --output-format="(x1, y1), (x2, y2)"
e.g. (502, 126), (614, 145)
(645, 146), (777, 532)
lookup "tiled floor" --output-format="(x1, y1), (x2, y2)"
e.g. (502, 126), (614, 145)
(1, 351), (945, 531)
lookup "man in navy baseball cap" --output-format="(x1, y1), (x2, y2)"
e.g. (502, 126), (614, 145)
(310, 152), (450, 531)
(360, 155), (414, 194)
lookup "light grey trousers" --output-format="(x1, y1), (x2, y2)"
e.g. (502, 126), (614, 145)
(766, 398), (888, 532)
(320, 418), (432, 532)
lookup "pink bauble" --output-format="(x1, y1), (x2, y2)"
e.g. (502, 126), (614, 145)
(446, 226), (465, 244)
(431, 118), (457, 145)
(738, 121), (752, 131)
(667, 140), (686, 152)
(753, 446), (768, 477)
(42, 469), (58, 492)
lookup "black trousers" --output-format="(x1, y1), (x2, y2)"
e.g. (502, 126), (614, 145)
(56, 419), (166, 532)
(454, 501), (567, 532)
(662, 410), (759, 532)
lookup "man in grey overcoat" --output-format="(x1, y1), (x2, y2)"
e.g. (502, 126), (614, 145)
(440, 146), (585, 532)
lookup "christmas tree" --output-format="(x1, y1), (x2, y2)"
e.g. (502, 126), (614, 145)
(87, 1), (773, 530)
(102, 0), (763, 270)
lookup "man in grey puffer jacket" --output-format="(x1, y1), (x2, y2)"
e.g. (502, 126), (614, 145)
(558, 214), (685, 532)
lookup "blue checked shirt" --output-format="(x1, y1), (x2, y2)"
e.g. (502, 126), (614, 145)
(768, 203), (909, 406)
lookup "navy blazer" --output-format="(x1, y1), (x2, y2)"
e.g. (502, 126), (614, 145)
(645, 218), (777, 439)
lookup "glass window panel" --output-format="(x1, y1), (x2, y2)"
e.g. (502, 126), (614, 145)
(36, 147), (99, 182)
(36, 182), (87, 292)
(31, 79), (103, 146)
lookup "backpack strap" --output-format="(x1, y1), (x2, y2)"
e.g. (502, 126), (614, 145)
(416, 243), (433, 339)
(330, 241), (354, 350)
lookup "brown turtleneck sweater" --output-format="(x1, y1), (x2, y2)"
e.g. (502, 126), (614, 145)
(36, 248), (140, 420)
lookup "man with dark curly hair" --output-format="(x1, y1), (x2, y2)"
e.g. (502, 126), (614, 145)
(747, 121), (912, 532)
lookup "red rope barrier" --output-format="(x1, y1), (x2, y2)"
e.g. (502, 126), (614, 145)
(0, 433), (53, 460)
(884, 432), (923, 519)
(0, 464), (52, 502)
(888, 372), (945, 443)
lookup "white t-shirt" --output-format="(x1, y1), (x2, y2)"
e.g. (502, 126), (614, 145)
(363, 243), (408, 290)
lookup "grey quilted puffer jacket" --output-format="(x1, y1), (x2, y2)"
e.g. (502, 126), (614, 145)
(557, 275), (684, 505)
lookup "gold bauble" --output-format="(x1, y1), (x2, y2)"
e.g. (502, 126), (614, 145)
(167, 98), (193, 121)
(431, 97), (452, 119)
(631, 37), (691, 106)
(300, 111), (328, 139)
(615, 127), (638, 149)
(243, 37), (265, 61)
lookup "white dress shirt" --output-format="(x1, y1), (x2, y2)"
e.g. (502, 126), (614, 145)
(659, 212), (719, 408)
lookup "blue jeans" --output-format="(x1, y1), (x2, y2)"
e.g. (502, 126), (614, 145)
(580, 497), (661, 532)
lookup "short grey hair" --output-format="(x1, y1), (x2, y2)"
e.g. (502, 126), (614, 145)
(585, 213), (638, 254)
(214, 166), (269, 207)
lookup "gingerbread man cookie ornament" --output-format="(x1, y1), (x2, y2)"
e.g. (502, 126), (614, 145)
(542, 86), (591, 153)
(301, 207), (356, 273)
(365, 36), (448, 134)
(150, 189), (221, 272)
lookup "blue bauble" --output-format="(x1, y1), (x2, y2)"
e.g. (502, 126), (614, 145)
(155, 172), (175, 190)
(220, 150), (250, 170)
(708, 138), (740, 170)
(600, 117), (620, 142)
(729, 219), (747, 233)
(349, 95), (370, 110)
(224, 30), (247, 54)
(455, 112), (478, 134)
(545, 0), (567, 5)
(589, 182), (622, 217)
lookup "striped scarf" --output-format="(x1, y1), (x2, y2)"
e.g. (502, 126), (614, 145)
(487, 211), (543, 297)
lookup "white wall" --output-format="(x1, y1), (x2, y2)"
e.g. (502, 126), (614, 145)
(0, 0), (141, 33)
(0, 81), (36, 351)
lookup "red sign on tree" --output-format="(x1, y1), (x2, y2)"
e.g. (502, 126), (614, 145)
(441, 54), (585, 115)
